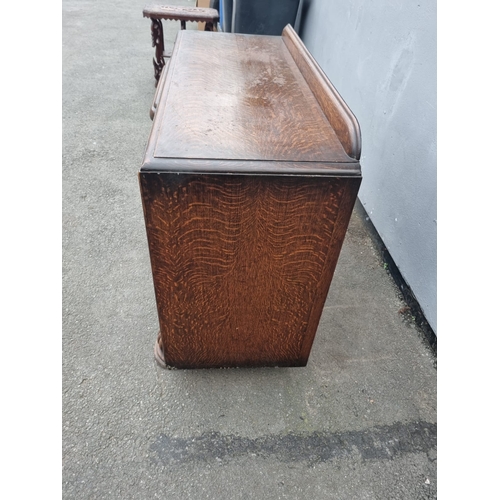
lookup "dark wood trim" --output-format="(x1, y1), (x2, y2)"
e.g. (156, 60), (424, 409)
(150, 59), (169, 120)
(141, 157), (360, 176)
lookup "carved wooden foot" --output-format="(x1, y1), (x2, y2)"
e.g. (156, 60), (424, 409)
(154, 331), (167, 368)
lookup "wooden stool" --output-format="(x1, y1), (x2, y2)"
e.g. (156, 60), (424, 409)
(143, 5), (219, 85)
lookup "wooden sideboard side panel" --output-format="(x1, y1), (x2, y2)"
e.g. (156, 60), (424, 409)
(297, 176), (361, 364)
(139, 172), (359, 368)
(282, 25), (361, 160)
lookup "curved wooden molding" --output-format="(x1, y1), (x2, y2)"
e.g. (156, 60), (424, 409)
(143, 5), (219, 23)
(282, 25), (361, 160)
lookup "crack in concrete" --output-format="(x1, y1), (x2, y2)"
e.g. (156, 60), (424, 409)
(150, 420), (436, 466)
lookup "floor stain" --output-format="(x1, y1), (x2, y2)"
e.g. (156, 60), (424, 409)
(150, 420), (436, 466)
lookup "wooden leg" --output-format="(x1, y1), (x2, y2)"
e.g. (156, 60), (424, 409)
(205, 22), (214, 31)
(150, 18), (165, 86)
(154, 331), (167, 368)
(180, 20), (186, 30)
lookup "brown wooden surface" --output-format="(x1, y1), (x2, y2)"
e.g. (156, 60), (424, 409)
(140, 26), (362, 368)
(143, 5), (219, 23)
(141, 157), (360, 175)
(282, 25), (361, 160)
(140, 173), (361, 368)
(149, 30), (354, 166)
(150, 58), (169, 119)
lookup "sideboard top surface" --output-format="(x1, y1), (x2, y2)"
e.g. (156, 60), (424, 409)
(143, 30), (360, 175)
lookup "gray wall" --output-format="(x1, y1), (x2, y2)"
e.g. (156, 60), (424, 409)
(299, 0), (437, 333)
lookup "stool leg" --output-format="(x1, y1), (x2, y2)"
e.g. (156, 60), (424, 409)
(180, 20), (186, 30)
(205, 21), (214, 32)
(150, 18), (165, 86)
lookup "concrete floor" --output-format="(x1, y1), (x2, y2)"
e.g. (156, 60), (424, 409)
(62, 0), (437, 498)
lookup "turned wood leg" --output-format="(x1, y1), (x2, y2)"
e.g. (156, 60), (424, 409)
(150, 18), (165, 86)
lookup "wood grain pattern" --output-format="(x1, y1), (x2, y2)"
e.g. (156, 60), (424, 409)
(282, 25), (361, 160)
(152, 30), (353, 164)
(139, 26), (362, 368)
(140, 173), (360, 368)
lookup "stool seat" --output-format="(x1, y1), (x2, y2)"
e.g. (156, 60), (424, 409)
(143, 5), (219, 23)
(143, 4), (219, 85)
